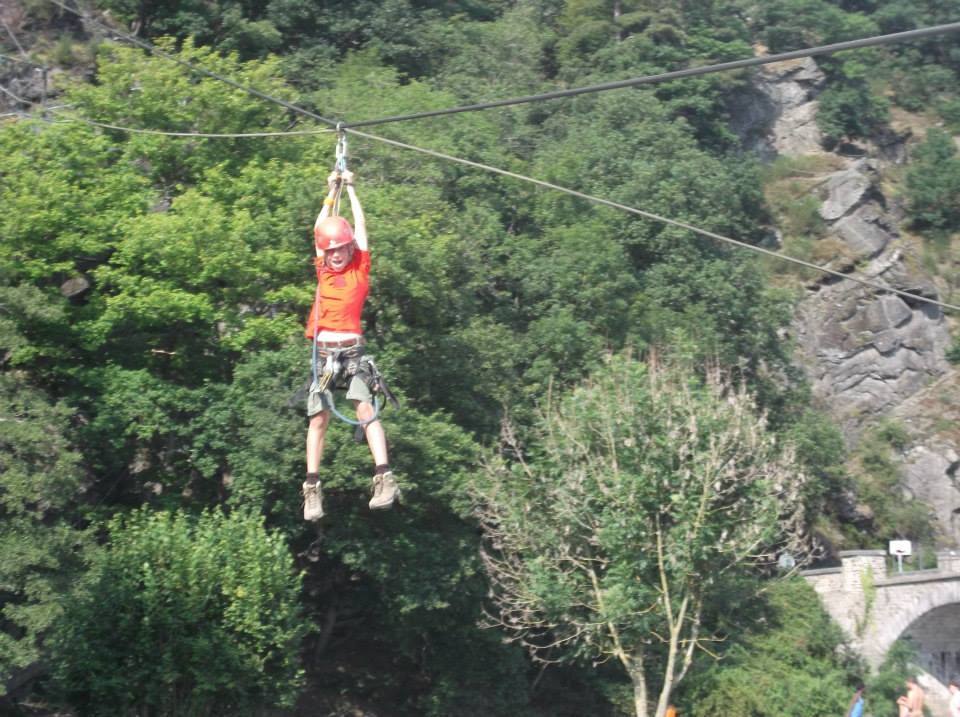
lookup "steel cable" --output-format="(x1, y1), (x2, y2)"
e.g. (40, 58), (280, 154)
(344, 126), (960, 314)
(30, 0), (960, 313)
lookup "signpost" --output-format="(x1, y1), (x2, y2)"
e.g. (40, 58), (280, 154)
(889, 540), (912, 574)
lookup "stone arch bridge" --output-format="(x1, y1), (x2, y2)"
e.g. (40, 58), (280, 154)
(804, 550), (960, 714)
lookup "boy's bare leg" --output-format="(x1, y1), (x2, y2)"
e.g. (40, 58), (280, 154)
(303, 410), (330, 520)
(356, 401), (398, 509)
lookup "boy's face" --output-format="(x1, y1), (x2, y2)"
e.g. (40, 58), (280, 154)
(325, 242), (355, 271)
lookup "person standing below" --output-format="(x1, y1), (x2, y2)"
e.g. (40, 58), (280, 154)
(896, 676), (924, 717)
(302, 169), (399, 521)
(948, 678), (960, 717)
(846, 683), (866, 717)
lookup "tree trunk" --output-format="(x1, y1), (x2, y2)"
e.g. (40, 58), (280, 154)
(623, 650), (649, 717)
(612, 0), (624, 42)
(654, 682), (674, 717)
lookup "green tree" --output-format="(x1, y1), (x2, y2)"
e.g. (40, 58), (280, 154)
(190, 342), (537, 716)
(0, 279), (86, 696)
(751, 0), (878, 51)
(522, 90), (793, 400)
(51, 508), (305, 716)
(682, 579), (858, 717)
(0, 370), (86, 697)
(817, 77), (890, 148)
(906, 128), (960, 232)
(844, 420), (935, 547)
(868, 639), (922, 717)
(476, 355), (808, 717)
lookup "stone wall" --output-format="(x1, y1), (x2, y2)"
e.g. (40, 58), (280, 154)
(804, 550), (960, 716)
(903, 603), (960, 683)
(803, 550), (960, 666)
(804, 550), (885, 641)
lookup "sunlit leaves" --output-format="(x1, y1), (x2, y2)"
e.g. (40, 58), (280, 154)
(50, 509), (305, 715)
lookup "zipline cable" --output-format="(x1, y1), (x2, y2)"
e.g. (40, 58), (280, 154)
(344, 126), (960, 314)
(46, 0), (340, 127)
(0, 70), (333, 137)
(50, 0), (960, 134)
(342, 23), (960, 128)
(55, 113), (334, 138)
(33, 0), (960, 313)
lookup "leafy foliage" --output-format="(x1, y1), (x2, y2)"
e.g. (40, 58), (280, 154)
(867, 639), (923, 717)
(50, 508), (306, 716)
(906, 129), (960, 232)
(845, 420), (935, 545)
(0, 372), (86, 696)
(817, 77), (890, 148)
(681, 579), (859, 717)
(476, 356), (807, 717)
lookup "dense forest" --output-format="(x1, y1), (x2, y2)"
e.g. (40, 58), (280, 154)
(2, 0), (959, 715)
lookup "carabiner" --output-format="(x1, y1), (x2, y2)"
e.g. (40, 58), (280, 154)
(335, 123), (348, 172)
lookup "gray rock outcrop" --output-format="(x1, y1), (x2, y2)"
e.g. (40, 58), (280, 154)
(817, 160), (896, 262)
(819, 162), (876, 221)
(902, 441), (960, 544)
(732, 54), (959, 544)
(892, 372), (960, 545)
(832, 205), (896, 260)
(794, 257), (951, 441)
(728, 57), (826, 158)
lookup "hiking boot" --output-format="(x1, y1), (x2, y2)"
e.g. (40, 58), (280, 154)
(368, 472), (400, 510)
(302, 480), (324, 521)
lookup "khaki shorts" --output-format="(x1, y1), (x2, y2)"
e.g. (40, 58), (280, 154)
(307, 375), (374, 417)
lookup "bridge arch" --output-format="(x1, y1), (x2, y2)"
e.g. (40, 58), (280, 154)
(872, 578), (960, 669)
(804, 550), (960, 716)
(900, 603), (960, 683)
(803, 550), (960, 666)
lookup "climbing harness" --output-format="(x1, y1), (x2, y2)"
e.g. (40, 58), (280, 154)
(309, 341), (399, 431)
(308, 130), (399, 432)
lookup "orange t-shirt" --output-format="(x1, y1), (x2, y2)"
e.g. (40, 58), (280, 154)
(304, 250), (370, 337)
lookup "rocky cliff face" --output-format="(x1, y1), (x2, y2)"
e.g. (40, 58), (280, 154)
(729, 56), (827, 159)
(733, 57), (960, 545)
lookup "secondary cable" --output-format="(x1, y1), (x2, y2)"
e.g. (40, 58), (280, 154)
(51, 0), (960, 137)
(34, 0), (960, 313)
(55, 113), (334, 138)
(344, 126), (960, 314)
(47, 0), (341, 128)
(0, 83), (331, 137)
(341, 22), (960, 128)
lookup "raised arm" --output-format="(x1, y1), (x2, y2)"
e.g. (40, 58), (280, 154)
(340, 170), (368, 251)
(314, 172), (341, 257)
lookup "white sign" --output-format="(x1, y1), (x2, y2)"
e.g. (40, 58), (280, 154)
(889, 540), (912, 556)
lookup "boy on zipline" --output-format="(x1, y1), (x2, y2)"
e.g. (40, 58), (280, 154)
(302, 169), (399, 521)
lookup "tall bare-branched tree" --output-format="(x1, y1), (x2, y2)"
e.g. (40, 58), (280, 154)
(475, 356), (808, 717)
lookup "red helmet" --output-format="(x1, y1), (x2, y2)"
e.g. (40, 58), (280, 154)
(314, 216), (354, 251)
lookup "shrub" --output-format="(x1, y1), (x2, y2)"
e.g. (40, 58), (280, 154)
(906, 129), (960, 232)
(51, 508), (306, 716)
(817, 82), (890, 148)
(868, 640), (921, 717)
